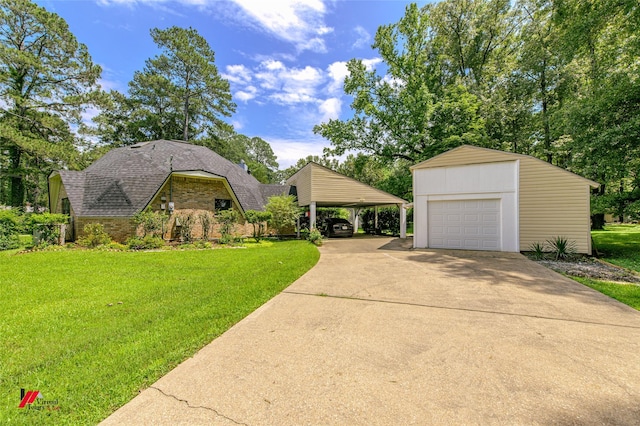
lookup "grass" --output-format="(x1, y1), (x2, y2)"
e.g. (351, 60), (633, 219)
(591, 224), (640, 272)
(573, 277), (640, 310)
(569, 224), (640, 311)
(0, 241), (319, 425)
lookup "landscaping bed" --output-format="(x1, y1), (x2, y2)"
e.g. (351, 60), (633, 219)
(535, 256), (640, 284)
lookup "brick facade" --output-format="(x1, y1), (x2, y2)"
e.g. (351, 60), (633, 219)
(75, 217), (137, 243)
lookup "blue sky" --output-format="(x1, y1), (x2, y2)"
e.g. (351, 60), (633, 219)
(38, 0), (429, 168)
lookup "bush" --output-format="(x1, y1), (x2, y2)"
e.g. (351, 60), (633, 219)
(217, 209), (239, 244)
(77, 223), (112, 248)
(308, 228), (323, 246)
(175, 212), (195, 243)
(0, 209), (20, 250)
(28, 213), (68, 245)
(126, 235), (165, 250)
(245, 210), (272, 242)
(133, 208), (167, 237)
(266, 195), (300, 238)
(361, 207), (400, 235)
(199, 211), (214, 241)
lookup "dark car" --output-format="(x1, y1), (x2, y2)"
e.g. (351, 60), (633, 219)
(321, 218), (354, 238)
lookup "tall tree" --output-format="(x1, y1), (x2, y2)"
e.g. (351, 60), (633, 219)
(0, 0), (101, 207)
(314, 3), (487, 164)
(145, 26), (235, 141)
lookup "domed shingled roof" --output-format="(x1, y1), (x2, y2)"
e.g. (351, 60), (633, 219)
(57, 140), (290, 217)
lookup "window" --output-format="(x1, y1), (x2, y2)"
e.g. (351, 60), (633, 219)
(215, 199), (232, 211)
(61, 198), (71, 215)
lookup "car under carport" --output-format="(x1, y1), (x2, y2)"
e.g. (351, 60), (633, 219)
(286, 162), (409, 237)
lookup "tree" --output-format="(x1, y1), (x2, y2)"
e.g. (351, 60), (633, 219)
(0, 0), (102, 207)
(314, 3), (487, 165)
(145, 26), (235, 141)
(245, 210), (272, 242)
(92, 26), (235, 146)
(265, 195), (300, 238)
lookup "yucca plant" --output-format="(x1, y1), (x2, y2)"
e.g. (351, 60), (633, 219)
(546, 236), (577, 260)
(529, 241), (547, 260)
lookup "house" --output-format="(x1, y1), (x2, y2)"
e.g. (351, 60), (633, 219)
(411, 145), (599, 254)
(48, 140), (291, 242)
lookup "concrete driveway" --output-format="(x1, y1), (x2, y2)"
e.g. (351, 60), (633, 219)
(102, 236), (640, 425)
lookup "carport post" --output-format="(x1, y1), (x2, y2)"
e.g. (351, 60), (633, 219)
(400, 203), (407, 238)
(310, 202), (316, 230)
(374, 207), (378, 230)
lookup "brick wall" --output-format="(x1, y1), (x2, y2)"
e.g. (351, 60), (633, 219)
(75, 217), (137, 243)
(149, 177), (232, 212)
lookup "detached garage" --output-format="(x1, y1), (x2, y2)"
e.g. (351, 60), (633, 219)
(411, 145), (599, 254)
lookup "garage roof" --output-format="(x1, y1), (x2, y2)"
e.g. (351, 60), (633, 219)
(286, 162), (407, 207)
(411, 145), (599, 188)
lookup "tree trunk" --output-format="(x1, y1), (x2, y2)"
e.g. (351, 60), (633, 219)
(591, 213), (605, 230)
(9, 146), (24, 207)
(541, 59), (552, 163)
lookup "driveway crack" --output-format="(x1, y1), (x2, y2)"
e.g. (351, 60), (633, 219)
(149, 386), (248, 425)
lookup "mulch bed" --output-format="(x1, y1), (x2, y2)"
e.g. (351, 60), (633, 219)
(528, 255), (640, 284)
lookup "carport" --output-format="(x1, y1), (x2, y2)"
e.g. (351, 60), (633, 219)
(286, 162), (409, 237)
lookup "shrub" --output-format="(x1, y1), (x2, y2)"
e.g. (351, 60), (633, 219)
(77, 223), (112, 248)
(245, 210), (272, 242)
(126, 235), (165, 250)
(529, 241), (547, 260)
(176, 212), (195, 243)
(266, 195), (300, 238)
(217, 209), (239, 244)
(0, 209), (20, 250)
(199, 211), (214, 241)
(546, 236), (577, 260)
(308, 228), (323, 246)
(28, 213), (68, 245)
(361, 207), (400, 235)
(133, 208), (167, 237)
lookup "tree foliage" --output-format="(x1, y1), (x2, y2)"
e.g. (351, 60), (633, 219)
(265, 195), (300, 238)
(0, 0), (102, 207)
(314, 0), (640, 223)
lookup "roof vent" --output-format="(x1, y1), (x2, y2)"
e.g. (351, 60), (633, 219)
(239, 159), (248, 172)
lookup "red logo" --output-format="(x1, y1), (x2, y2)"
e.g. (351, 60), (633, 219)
(19, 389), (41, 408)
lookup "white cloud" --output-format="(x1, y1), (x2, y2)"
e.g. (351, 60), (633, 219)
(265, 138), (328, 168)
(229, 0), (333, 52)
(222, 64), (252, 85)
(231, 119), (244, 130)
(318, 97), (342, 122)
(327, 61), (348, 94)
(362, 57), (383, 70)
(254, 61), (324, 106)
(235, 85), (258, 102)
(352, 26), (371, 49)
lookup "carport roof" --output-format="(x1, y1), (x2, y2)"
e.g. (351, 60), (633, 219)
(286, 162), (407, 208)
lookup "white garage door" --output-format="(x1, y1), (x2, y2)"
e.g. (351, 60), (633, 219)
(428, 199), (501, 251)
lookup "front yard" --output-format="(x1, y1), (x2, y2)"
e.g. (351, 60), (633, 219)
(580, 224), (640, 309)
(0, 241), (319, 425)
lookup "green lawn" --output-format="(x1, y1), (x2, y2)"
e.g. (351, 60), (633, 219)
(0, 241), (319, 425)
(574, 277), (640, 310)
(592, 224), (640, 272)
(578, 224), (640, 310)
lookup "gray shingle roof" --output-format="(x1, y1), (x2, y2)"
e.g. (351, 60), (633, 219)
(58, 140), (290, 217)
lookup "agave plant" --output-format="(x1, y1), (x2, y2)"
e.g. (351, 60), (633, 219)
(546, 236), (577, 260)
(529, 241), (547, 260)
